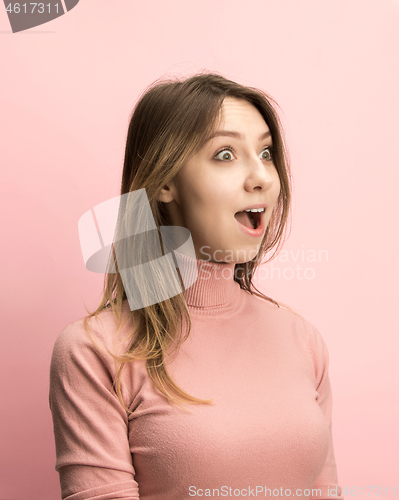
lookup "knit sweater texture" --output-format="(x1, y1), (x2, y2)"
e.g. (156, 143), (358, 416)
(49, 253), (343, 500)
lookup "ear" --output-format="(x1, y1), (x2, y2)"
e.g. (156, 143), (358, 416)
(157, 180), (177, 204)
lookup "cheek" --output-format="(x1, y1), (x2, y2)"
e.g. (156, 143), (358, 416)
(179, 191), (211, 231)
(187, 183), (222, 214)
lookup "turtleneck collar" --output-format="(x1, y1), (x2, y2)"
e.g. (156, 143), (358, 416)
(173, 250), (243, 317)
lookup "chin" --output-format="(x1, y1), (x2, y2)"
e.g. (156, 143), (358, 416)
(197, 243), (262, 264)
(235, 246), (262, 263)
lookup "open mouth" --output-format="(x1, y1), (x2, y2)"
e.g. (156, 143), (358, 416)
(234, 210), (262, 230)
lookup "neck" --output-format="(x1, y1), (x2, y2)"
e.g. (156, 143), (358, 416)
(174, 250), (241, 311)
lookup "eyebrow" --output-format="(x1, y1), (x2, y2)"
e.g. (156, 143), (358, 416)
(205, 130), (272, 142)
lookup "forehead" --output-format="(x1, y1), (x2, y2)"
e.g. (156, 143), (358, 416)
(217, 97), (269, 132)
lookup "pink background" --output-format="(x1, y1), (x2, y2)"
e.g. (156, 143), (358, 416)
(1, 0), (398, 498)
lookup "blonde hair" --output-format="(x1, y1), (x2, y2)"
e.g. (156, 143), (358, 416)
(84, 71), (298, 410)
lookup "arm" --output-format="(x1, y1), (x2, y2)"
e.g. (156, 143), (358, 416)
(49, 318), (140, 500)
(303, 319), (344, 500)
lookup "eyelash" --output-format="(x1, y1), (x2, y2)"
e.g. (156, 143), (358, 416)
(214, 145), (274, 162)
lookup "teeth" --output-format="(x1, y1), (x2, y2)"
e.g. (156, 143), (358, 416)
(244, 208), (265, 213)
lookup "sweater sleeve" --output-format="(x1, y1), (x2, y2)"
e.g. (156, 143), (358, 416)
(303, 319), (344, 500)
(49, 319), (140, 500)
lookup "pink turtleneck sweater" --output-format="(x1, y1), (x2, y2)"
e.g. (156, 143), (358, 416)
(49, 254), (343, 500)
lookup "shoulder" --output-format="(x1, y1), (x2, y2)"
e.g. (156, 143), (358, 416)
(49, 303), (142, 416)
(51, 303), (134, 377)
(250, 291), (329, 365)
(249, 290), (311, 331)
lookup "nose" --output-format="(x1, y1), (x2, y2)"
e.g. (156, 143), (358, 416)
(243, 155), (277, 192)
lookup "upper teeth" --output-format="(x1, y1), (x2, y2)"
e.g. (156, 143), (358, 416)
(245, 208), (265, 213)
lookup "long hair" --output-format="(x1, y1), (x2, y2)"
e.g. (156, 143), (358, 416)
(84, 71), (295, 410)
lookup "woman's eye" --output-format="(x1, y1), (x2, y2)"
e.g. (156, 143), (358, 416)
(260, 147), (273, 161)
(214, 145), (273, 162)
(214, 148), (235, 161)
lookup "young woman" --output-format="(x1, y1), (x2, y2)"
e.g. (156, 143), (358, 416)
(49, 73), (343, 500)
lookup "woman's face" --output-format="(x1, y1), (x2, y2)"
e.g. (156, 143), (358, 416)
(159, 97), (281, 263)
